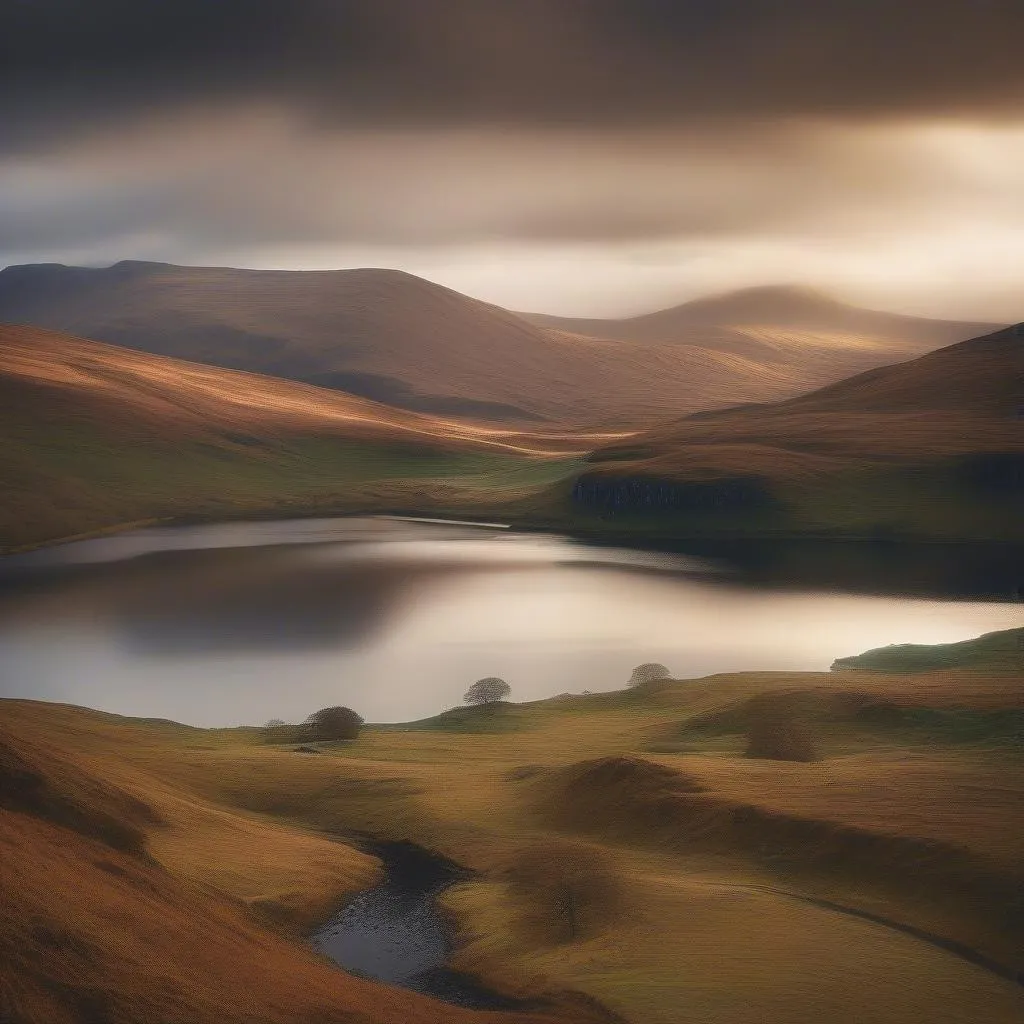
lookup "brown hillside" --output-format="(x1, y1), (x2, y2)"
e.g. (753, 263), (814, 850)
(0, 263), (994, 426)
(4, 660), (1024, 1024)
(573, 325), (1023, 541)
(588, 325), (1023, 471)
(0, 324), (619, 549)
(0, 711), (605, 1024)
(0, 322), (595, 456)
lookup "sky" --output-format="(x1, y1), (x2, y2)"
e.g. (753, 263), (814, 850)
(2, 0), (1023, 320)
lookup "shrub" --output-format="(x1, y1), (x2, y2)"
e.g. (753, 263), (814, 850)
(504, 840), (623, 944)
(301, 706), (364, 742)
(628, 663), (671, 688)
(464, 677), (511, 705)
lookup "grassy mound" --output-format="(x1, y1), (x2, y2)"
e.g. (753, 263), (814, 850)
(832, 626), (1024, 672)
(668, 683), (1024, 754)
(503, 840), (624, 945)
(399, 702), (529, 734)
(743, 692), (819, 762)
(533, 755), (707, 838)
(534, 751), (1024, 951)
(0, 727), (160, 856)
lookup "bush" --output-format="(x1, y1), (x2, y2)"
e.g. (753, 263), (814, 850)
(464, 677), (511, 705)
(301, 706), (364, 742)
(628, 663), (671, 688)
(504, 840), (623, 944)
(744, 694), (818, 762)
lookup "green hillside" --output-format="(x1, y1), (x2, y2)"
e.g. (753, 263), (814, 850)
(832, 627), (1024, 673)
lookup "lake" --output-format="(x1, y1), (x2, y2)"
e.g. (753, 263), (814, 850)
(0, 517), (1019, 727)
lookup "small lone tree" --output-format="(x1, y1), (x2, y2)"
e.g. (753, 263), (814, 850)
(628, 663), (671, 688)
(302, 706), (363, 742)
(464, 677), (511, 705)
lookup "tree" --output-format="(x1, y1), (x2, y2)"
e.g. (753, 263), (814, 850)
(302, 706), (363, 742)
(628, 663), (671, 688)
(464, 677), (511, 705)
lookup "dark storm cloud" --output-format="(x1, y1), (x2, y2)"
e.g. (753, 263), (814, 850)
(3, 1), (1024, 321)
(3, 0), (1024, 149)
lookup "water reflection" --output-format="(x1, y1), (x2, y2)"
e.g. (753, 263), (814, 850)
(0, 518), (1020, 727)
(111, 550), (442, 654)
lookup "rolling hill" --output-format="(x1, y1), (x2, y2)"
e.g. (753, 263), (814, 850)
(522, 284), (998, 360)
(566, 324), (1024, 542)
(0, 702), (613, 1024)
(3, 650), (1023, 1024)
(0, 263), (996, 427)
(0, 324), (597, 551)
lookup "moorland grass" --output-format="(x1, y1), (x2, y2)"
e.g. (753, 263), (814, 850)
(3, 656), (1024, 1024)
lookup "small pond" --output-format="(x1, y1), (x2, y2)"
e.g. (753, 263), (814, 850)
(312, 840), (535, 1010)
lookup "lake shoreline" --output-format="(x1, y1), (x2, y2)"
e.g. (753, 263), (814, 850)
(8, 503), (1024, 565)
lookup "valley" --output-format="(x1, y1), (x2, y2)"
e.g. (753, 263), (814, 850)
(5, 9), (1022, 1024)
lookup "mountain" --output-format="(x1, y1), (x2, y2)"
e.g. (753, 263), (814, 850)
(523, 284), (998, 354)
(569, 325), (1024, 542)
(0, 324), (597, 550)
(0, 264), (997, 427)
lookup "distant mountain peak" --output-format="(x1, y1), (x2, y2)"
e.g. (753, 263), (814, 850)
(662, 283), (846, 323)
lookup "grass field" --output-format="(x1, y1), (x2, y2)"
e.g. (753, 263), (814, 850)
(3, 638), (1022, 1024)
(1, 421), (582, 552)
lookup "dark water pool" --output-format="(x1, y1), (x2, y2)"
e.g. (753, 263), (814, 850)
(312, 840), (536, 1011)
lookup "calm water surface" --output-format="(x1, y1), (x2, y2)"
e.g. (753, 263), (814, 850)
(312, 840), (533, 1010)
(0, 517), (1019, 726)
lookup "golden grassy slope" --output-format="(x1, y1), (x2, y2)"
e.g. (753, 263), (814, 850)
(0, 705), (612, 1024)
(0, 265), (991, 426)
(0, 323), (612, 455)
(591, 325), (1022, 469)
(3, 659), (1022, 1024)
(0, 324), (610, 549)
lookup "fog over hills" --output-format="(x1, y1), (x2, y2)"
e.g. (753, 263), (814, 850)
(0, 262), (997, 428)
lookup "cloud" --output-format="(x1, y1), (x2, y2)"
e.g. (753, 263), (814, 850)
(3, 1), (1024, 150)
(2, 112), (1021, 248)
(1, 2), (1022, 320)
